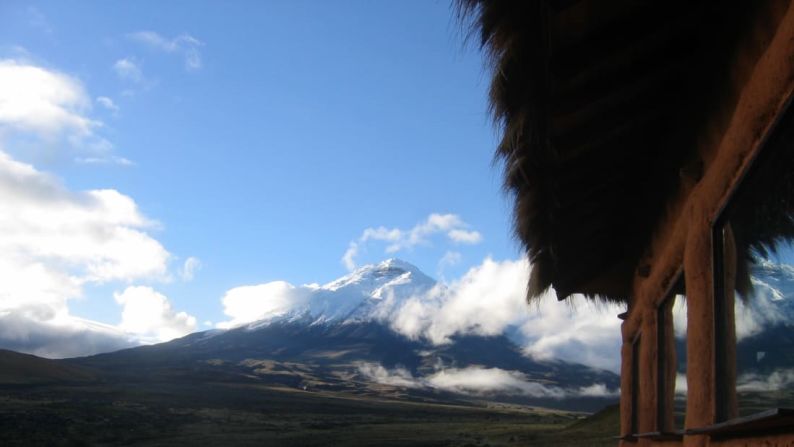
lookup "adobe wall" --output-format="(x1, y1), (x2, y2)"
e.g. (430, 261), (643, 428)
(618, 0), (794, 446)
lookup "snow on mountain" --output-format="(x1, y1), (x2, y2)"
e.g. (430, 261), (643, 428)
(735, 260), (794, 338)
(243, 259), (438, 329)
(750, 259), (794, 305)
(237, 257), (794, 344)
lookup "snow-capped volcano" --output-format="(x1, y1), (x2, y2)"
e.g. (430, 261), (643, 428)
(75, 258), (623, 412)
(242, 259), (438, 329)
(322, 258), (435, 295)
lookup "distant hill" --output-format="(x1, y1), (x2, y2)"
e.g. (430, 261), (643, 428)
(0, 349), (96, 384)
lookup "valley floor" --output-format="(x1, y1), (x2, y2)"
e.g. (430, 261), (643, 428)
(0, 380), (618, 446)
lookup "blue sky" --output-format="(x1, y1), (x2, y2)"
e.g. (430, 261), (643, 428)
(0, 1), (522, 343)
(1, 1), (791, 371)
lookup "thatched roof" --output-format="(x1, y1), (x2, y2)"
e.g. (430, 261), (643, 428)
(461, 0), (794, 302)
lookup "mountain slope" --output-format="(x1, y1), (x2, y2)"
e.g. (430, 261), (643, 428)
(0, 349), (96, 384)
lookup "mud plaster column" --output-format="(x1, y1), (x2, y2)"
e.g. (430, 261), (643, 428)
(639, 308), (658, 441)
(619, 336), (635, 445)
(683, 208), (715, 447)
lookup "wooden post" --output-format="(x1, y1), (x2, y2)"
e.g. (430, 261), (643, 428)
(639, 310), (657, 436)
(619, 336), (635, 445)
(683, 209), (714, 447)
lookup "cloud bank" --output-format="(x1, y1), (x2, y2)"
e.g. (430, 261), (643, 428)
(217, 256), (625, 372)
(0, 151), (196, 355)
(356, 362), (618, 399)
(737, 368), (794, 392)
(388, 258), (625, 372)
(0, 310), (133, 359)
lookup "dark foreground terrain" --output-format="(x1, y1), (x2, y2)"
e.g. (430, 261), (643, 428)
(0, 379), (619, 447)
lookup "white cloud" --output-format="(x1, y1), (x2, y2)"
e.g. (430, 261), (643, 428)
(737, 368), (794, 392)
(342, 213), (482, 271)
(384, 257), (624, 372)
(217, 281), (312, 329)
(0, 59), (96, 138)
(179, 256), (201, 282)
(675, 372), (687, 395)
(127, 31), (204, 71)
(0, 152), (168, 283)
(342, 242), (360, 271)
(0, 59), (124, 164)
(75, 155), (134, 166)
(439, 251), (462, 267)
(0, 149), (192, 356)
(114, 286), (196, 343)
(668, 265), (788, 343)
(0, 310), (134, 359)
(448, 229), (482, 244)
(390, 257), (530, 344)
(735, 272), (789, 339)
(517, 296), (623, 372)
(96, 96), (119, 114)
(356, 362), (421, 388)
(113, 58), (143, 83)
(427, 366), (568, 398)
(0, 58), (195, 356)
(356, 362), (618, 398)
(578, 383), (620, 397)
(437, 250), (462, 278)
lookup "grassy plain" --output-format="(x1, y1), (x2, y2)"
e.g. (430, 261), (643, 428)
(0, 380), (619, 446)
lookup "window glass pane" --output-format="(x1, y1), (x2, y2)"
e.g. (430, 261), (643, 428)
(734, 252), (794, 415)
(671, 294), (688, 429)
(713, 105), (794, 419)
